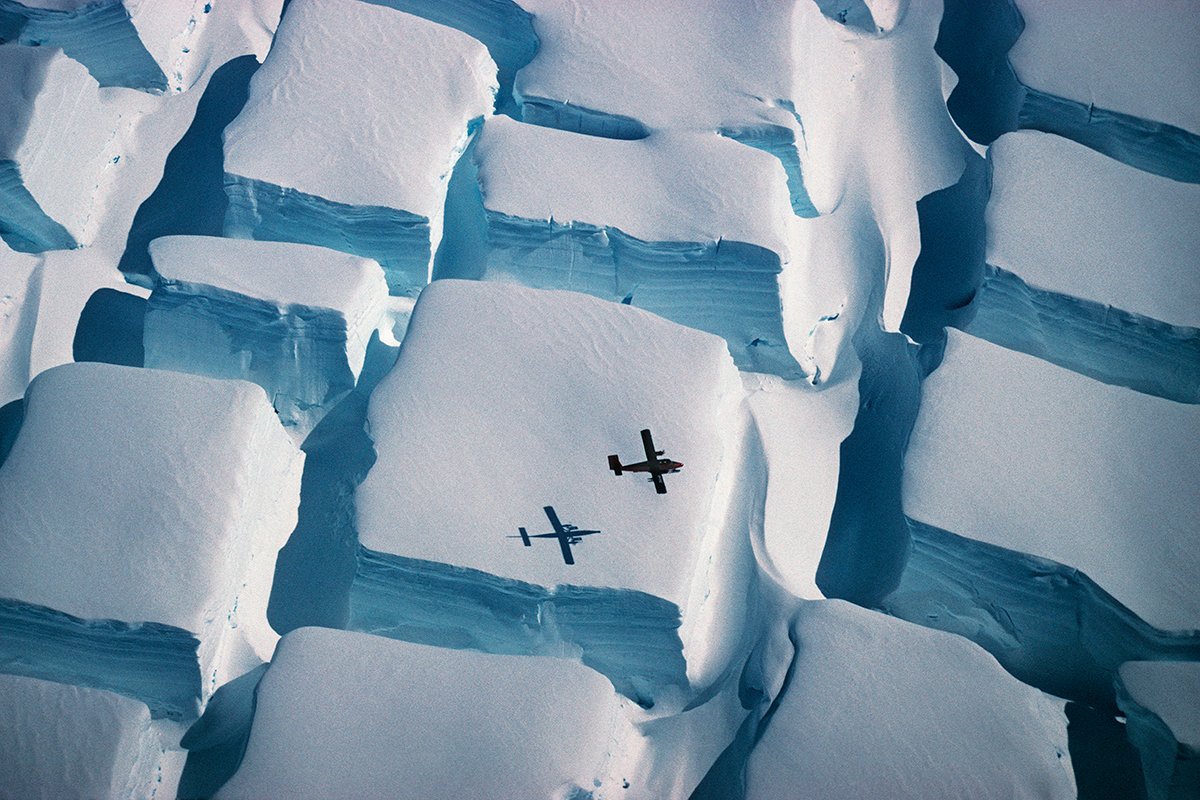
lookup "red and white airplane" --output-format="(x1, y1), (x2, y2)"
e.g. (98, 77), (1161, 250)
(608, 429), (682, 494)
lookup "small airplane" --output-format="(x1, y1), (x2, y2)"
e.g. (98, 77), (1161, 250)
(510, 506), (600, 565)
(608, 428), (682, 494)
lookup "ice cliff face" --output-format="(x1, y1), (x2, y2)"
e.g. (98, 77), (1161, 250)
(0, 0), (1197, 798)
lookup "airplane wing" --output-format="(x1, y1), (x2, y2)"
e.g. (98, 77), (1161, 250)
(641, 428), (659, 463)
(543, 506), (565, 534)
(651, 472), (667, 494)
(558, 536), (575, 565)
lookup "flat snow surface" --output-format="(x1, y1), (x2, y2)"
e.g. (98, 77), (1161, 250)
(356, 279), (758, 688)
(0, 363), (302, 655)
(223, 0), (496, 213)
(475, 116), (793, 255)
(987, 130), (1200, 327)
(217, 627), (634, 800)
(745, 600), (1076, 800)
(0, 674), (164, 800)
(148, 235), (388, 315)
(1120, 661), (1200, 749)
(903, 330), (1200, 632)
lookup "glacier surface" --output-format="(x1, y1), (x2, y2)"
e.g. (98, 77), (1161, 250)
(0, 0), (1197, 796)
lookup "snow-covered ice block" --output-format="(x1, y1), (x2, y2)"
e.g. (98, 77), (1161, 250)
(1117, 661), (1200, 800)
(144, 235), (389, 437)
(512, 0), (817, 215)
(1008, 0), (1200, 138)
(352, 279), (761, 714)
(0, 362), (304, 716)
(216, 627), (639, 800)
(0, 673), (184, 800)
(473, 116), (803, 378)
(222, 0), (497, 296)
(966, 132), (1200, 402)
(745, 600), (1076, 799)
(986, 132), (1200, 330)
(903, 330), (1200, 633)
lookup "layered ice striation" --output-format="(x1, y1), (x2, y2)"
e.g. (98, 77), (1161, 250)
(221, 0), (497, 296)
(1117, 661), (1200, 800)
(351, 279), (762, 715)
(0, 0), (167, 92)
(903, 132), (1200, 404)
(512, 0), (819, 216)
(0, 362), (303, 718)
(903, 330), (1200, 635)
(216, 627), (640, 799)
(969, 131), (1200, 403)
(144, 235), (389, 438)
(744, 600), (1076, 799)
(471, 116), (803, 378)
(881, 518), (1200, 713)
(0, 673), (184, 800)
(936, 0), (1200, 183)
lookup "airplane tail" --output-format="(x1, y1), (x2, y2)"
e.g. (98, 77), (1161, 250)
(608, 454), (622, 476)
(518, 527), (531, 546)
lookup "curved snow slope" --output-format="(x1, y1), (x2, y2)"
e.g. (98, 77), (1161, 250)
(217, 627), (637, 800)
(937, 0), (1200, 183)
(145, 236), (388, 436)
(222, 0), (497, 295)
(882, 518), (1200, 713)
(745, 600), (1076, 800)
(511, 0), (818, 215)
(0, 48), (111, 250)
(903, 330), (1200, 633)
(0, 362), (304, 705)
(353, 279), (761, 712)
(0, 674), (179, 800)
(474, 116), (802, 378)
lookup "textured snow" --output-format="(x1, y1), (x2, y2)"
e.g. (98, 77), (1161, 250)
(903, 330), (1200, 632)
(0, 362), (303, 690)
(221, 0), (497, 293)
(745, 600), (1076, 799)
(224, 0), (495, 211)
(987, 130), (1200, 328)
(0, 673), (182, 800)
(355, 279), (758, 702)
(216, 627), (637, 800)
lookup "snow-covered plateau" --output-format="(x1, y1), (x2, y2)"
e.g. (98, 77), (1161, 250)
(0, 0), (1196, 798)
